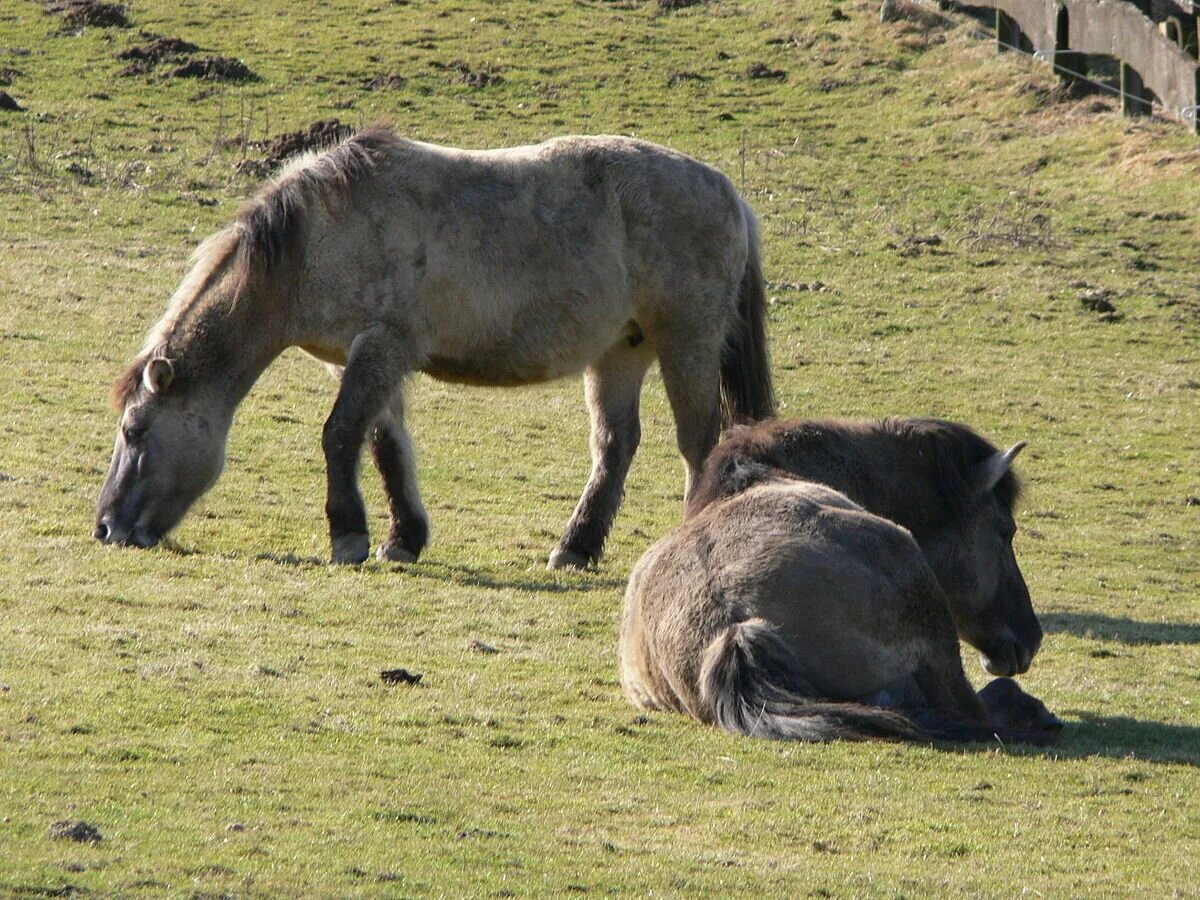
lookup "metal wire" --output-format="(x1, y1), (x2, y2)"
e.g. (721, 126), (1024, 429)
(905, 0), (1198, 123)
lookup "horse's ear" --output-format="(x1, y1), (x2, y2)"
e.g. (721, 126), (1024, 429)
(975, 441), (1026, 493)
(142, 356), (176, 395)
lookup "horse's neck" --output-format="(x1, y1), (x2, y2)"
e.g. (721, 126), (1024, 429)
(170, 286), (285, 407)
(787, 437), (933, 536)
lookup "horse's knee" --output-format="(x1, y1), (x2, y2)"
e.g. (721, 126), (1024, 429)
(322, 413), (352, 462)
(592, 418), (640, 468)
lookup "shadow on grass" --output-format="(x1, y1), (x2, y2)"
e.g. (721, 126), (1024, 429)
(1040, 612), (1200, 645)
(251, 550), (625, 593)
(1022, 712), (1200, 767)
(399, 559), (626, 594)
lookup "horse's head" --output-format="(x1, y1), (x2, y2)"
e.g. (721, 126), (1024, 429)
(95, 354), (229, 549)
(919, 441), (1042, 677)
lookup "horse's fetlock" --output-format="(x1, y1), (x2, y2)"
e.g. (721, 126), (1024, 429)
(331, 531), (370, 565)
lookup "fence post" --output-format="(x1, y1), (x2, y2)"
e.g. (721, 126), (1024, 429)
(1054, 5), (1086, 88)
(996, 10), (1016, 52)
(1120, 61), (1152, 116)
(1192, 67), (1200, 134)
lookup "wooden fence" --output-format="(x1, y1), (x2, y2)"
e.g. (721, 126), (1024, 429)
(962, 0), (1200, 131)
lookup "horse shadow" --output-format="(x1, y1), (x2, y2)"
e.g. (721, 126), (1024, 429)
(250, 549), (626, 594)
(1022, 713), (1200, 766)
(1040, 612), (1200, 646)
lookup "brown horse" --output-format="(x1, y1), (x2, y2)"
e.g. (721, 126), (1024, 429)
(619, 418), (1059, 743)
(94, 128), (774, 567)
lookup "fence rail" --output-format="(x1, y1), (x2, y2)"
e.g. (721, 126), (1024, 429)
(954, 0), (1200, 131)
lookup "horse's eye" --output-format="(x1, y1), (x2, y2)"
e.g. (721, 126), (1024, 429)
(123, 424), (148, 444)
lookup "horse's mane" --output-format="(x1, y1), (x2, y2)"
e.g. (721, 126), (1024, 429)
(111, 125), (403, 409)
(878, 417), (1022, 515)
(687, 417), (1022, 522)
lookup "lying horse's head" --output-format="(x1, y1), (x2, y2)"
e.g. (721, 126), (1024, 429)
(95, 352), (229, 549)
(690, 417), (1044, 678)
(914, 435), (1043, 677)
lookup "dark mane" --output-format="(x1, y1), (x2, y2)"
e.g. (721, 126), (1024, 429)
(880, 417), (1022, 515)
(110, 126), (403, 410)
(229, 125), (403, 294)
(687, 417), (1022, 524)
(110, 359), (145, 410)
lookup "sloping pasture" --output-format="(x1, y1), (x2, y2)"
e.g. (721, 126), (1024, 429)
(0, 0), (1197, 894)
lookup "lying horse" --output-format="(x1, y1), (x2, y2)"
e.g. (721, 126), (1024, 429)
(619, 417), (1059, 743)
(94, 128), (774, 566)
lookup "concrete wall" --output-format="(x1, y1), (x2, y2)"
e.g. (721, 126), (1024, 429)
(960, 0), (1200, 128)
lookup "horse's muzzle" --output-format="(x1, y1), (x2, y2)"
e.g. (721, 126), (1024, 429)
(94, 517), (159, 549)
(979, 626), (1041, 677)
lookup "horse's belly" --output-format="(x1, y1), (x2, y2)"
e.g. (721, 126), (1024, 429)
(422, 319), (641, 387)
(422, 353), (564, 387)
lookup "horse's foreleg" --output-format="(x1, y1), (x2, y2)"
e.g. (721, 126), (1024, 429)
(370, 391), (429, 563)
(906, 657), (997, 742)
(657, 336), (723, 501)
(322, 325), (413, 564)
(549, 341), (653, 570)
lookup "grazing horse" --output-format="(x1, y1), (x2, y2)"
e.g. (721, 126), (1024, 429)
(619, 418), (1060, 743)
(94, 128), (774, 567)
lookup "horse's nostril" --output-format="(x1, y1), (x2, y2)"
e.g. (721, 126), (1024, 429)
(94, 521), (110, 542)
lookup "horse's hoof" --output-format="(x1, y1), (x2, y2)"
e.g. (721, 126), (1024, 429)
(331, 532), (370, 565)
(377, 542), (418, 563)
(547, 546), (592, 571)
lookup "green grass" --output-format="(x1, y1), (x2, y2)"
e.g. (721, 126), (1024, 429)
(1, 0), (1198, 894)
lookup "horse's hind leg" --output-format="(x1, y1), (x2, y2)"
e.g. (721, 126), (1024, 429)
(907, 658), (998, 742)
(656, 333), (724, 501)
(323, 325), (414, 564)
(370, 389), (429, 563)
(549, 340), (654, 570)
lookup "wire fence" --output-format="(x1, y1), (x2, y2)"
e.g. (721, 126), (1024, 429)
(904, 0), (1200, 126)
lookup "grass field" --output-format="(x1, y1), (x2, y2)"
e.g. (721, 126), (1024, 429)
(1, 0), (1198, 895)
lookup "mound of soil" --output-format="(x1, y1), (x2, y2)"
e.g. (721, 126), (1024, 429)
(171, 56), (257, 82)
(0, 67), (21, 87)
(118, 35), (198, 63)
(0, 91), (24, 112)
(432, 60), (504, 88)
(363, 73), (406, 91)
(258, 119), (354, 166)
(45, 1), (130, 29)
(50, 820), (102, 843)
(746, 62), (786, 80)
(667, 70), (707, 87)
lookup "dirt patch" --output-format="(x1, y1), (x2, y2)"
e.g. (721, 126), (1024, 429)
(658, 0), (705, 9)
(432, 59), (504, 87)
(260, 119), (354, 165)
(667, 70), (707, 87)
(118, 35), (200, 76)
(236, 119), (355, 177)
(0, 91), (24, 112)
(363, 73), (406, 91)
(171, 56), (257, 82)
(50, 820), (102, 843)
(0, 67), (21, 87)
(1079, 288), (1123, 322)
(45, 1), (130, 29)
(746, 62), (786, 80)
(380, 668), (422, 685)
(119, 35), (198, 63)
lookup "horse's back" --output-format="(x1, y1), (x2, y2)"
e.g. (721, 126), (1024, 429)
(299, 133), (752, 384)
(621, 478), (946, 708)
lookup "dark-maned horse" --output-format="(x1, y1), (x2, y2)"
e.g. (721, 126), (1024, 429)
(619, 418), (1059, 743)
(94, 128), (774, 567)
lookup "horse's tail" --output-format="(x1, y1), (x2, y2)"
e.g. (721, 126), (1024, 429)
(698, 618), (928, 742)
(719, 206), (776, 426)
